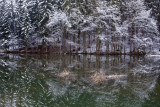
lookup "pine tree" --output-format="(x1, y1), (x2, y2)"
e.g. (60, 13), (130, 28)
(27, 0), (53, 51)
(7, 0), (18, 50)
(0, 0), (10, 50)
(145, 0), (160, 31)
(27, 0), (41, 45)
(38, 0), (52, 48)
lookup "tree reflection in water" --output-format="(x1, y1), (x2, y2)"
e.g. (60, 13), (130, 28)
(0, 54), (159, 107)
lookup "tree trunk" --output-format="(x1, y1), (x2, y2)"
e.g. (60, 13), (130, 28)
(88, 33), (91, 54)
(83, 32), (86, 53)
(62, 29), (66, 53)
(77, 29), (81, 53)
(130, 43), (132, 54)
(25, 46), (28, 53)
(96, 38), (101, 54)
(46, 46), (47, 53)
(123, 38), (126, 55)
(70, 34), (72, 53)
(96, 38), (99, 54)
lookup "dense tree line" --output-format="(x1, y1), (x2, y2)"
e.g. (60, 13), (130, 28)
(0, 0), (159, 54)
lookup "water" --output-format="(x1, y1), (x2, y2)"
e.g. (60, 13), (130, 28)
(0, 54), (160, 107)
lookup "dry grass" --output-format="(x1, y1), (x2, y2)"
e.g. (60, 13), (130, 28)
(90, 72), (127, 84)
(58, 69), (76, 82)
(58, 69), (127, 85)
(106, 75), (127, 80)
(90, 72), (107, 84)
(58, 70), (72, 78)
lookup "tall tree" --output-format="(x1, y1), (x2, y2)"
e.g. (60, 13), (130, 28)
(145, 0), (160, 31)
(0, 0), (10, 50)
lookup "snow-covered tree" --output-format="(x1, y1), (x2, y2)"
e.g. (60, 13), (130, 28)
(124, 0), (159, 54)
(0, 0), (10, 50)
(145, 0), (160, 31)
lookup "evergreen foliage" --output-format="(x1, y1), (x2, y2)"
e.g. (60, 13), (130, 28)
(0, 0), (159, 54)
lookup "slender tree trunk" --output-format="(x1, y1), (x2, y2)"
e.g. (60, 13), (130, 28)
(36, 40), (38, 53)
(123, 38), (126, 55)
(96, 38), (101, 54)
(62, 29), (66, 53)
(46, 45), (47, 53)
(130, 43), (132, 54)
(99, 40), (101, 54)
(124, 44), (126, 55)
(96, 38), (99, 54)
(92, 34), (96, 54)
(83, 32), (86, 53)
(113, 44), (116, 54)
(77, 29), (81, 53)
(73, 34), (75, 43)
(13, 44), (15, 51)
(25, 46), (27, 53)
(88, 33), (91, 54)
(106, 39), (109, 54)
(70, 34), (72, 53)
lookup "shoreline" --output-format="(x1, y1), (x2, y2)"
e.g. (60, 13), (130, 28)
(1, 51), (146, 56)
(1, 45), (146, 56)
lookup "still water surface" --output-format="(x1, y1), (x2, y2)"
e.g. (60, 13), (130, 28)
(0, 54), (160, 107)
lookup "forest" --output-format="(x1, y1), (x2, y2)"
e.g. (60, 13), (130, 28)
(0, 1), (160, 106)
(0, 0), (160, 55)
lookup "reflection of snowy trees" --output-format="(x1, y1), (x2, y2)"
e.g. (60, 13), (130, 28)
(0, 0), (159, 54)
(0, 54), (159, 106)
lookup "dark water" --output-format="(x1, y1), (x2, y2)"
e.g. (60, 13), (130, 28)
(0, 54), (160, 107)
